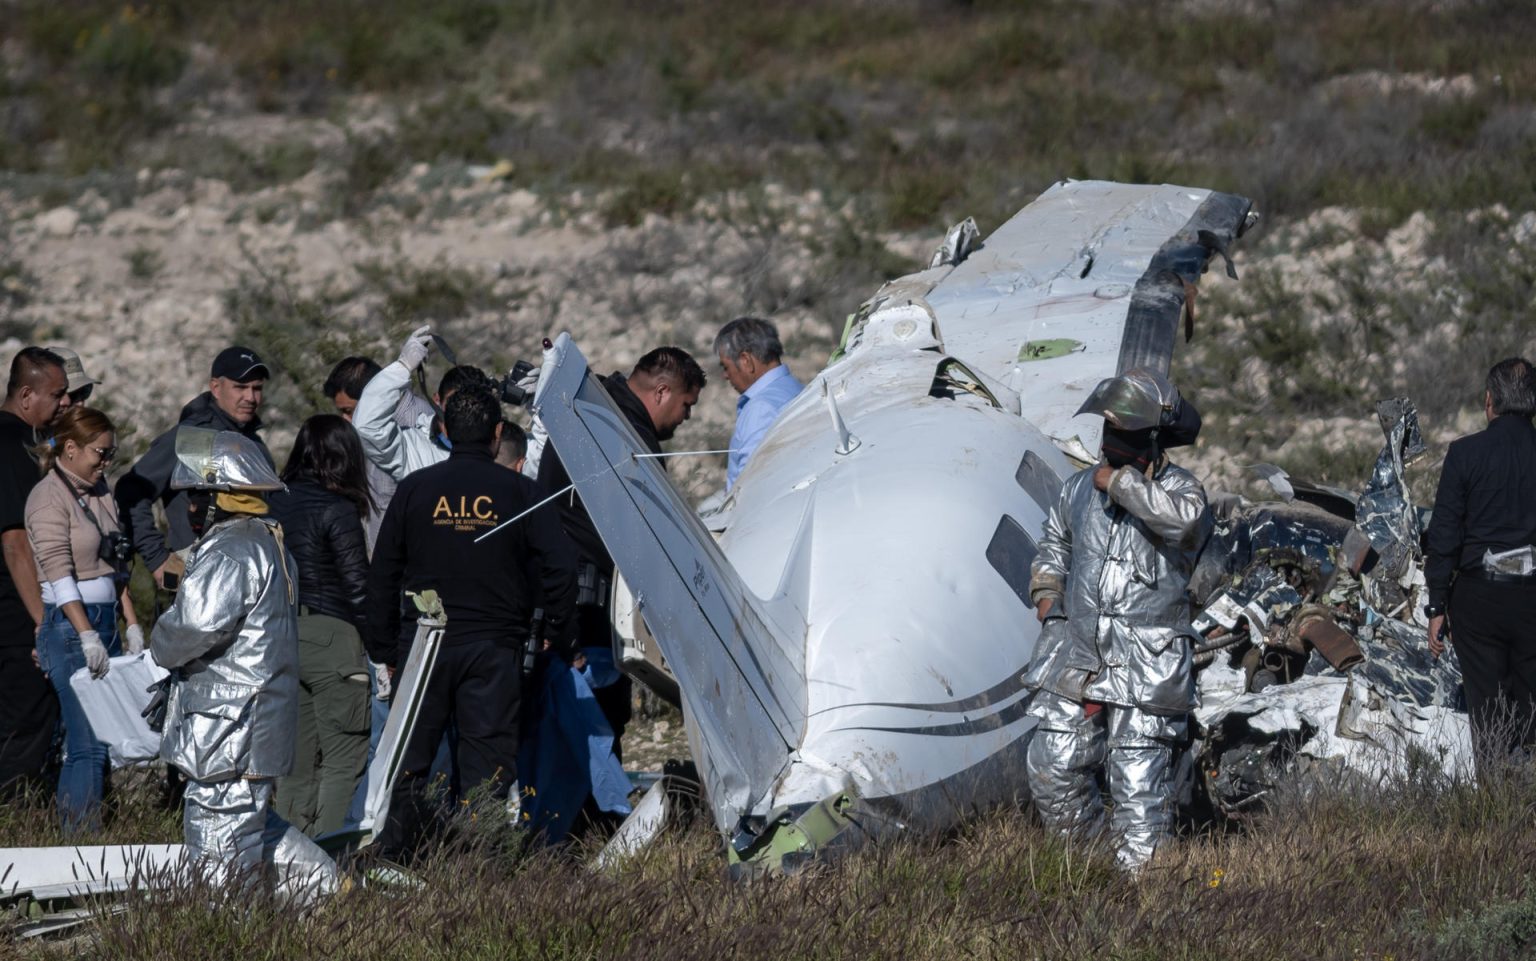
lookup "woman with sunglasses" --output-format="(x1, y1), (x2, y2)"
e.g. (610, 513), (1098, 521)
(24, 405), (142, 833)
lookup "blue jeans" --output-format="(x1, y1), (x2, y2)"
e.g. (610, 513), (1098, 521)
(36, 603), (121, 834)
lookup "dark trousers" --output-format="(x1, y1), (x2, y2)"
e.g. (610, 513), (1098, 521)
(277, 614), (370, 837)
(0, 644), (59, 798)
(1449, 576), (1536, 764)
(375, 640), (521, 863)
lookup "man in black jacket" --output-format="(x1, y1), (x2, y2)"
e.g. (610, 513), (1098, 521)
(536, 346), (706, 757)
(0, 347), (71, 794)
(117, 346), (273, 588)
(366, 385), (577, 863)
(1426, 357), (1536, 765)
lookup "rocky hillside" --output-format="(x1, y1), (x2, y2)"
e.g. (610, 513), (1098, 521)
(4, 0), (1535, 504)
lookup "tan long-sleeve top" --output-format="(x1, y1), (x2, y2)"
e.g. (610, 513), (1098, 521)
(25, 468), (121, 585)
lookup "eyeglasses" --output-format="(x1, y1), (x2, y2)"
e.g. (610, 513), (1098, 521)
(91, 446), (118, 461)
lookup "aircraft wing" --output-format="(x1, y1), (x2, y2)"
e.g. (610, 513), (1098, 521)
(896, 181), (1254, 449)
(532, 335), (806, 831)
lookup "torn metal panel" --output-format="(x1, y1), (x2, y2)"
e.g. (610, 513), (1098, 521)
(534, 336), (806, 833)
(929, 217), (980, 268)
(1355, 398), (1428, 585)
(354, 593), (447, 840)
(1189, 396), (1472, 822)
(595, 778), (671, 870)
(1197, 635), (1470, 820)
(921, 181), (1253, 453)
(0, 843), (187, 935)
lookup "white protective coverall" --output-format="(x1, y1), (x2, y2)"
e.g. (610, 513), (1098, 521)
(152, 428), (339, 903)
(353, 360), (447, 482)
(1024, 457), (1211, 869)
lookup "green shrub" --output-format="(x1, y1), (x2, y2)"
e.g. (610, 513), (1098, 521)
(599, 166), (694, 228)
(1434, 891), (1536, 961)
(126, 245), (163, 283)
(355, 259), (501, 327)
(223, 256), (376, 433)
(398, 91), (515, 165)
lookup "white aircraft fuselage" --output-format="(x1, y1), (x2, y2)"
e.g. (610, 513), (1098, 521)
(714, 337), (1065, 839)
(535, 180), (1255, 873)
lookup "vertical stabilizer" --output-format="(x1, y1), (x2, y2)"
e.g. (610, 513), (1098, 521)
(534, 335), (807, 831)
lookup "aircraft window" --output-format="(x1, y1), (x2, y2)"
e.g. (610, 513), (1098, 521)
(1015, 450), (1063, 511)
(986, 515), (1038, 609)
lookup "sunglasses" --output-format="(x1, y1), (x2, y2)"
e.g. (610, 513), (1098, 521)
(91, 446), (118, 461)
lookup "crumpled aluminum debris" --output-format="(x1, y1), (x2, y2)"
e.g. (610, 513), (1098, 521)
(1188, 397), (1472, 819)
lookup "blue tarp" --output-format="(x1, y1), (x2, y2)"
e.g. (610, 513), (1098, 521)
(518, 647), (633, 844)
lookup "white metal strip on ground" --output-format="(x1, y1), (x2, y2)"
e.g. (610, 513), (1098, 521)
(358, 617), (446, 837)
(0, 844), (186, 901)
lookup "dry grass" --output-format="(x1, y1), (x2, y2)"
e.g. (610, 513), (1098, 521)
(5, 754), (1536, 960)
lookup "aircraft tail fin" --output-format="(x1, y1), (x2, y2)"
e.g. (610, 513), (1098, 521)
(534, 335), (807, 832)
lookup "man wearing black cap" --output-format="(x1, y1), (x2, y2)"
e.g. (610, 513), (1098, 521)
(117, 346), (274, 589)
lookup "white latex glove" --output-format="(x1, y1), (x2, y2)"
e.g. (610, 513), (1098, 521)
(397, 324), (433, 371)
(80, 629), (109, 679)
(513, 363), (542, 396)
(124, 623), (146, 654)
(373, 660), (393, 701)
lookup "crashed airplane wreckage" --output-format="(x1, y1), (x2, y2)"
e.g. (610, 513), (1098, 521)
(0, 182), (1472, 926)
(537, 181), (1469, 873)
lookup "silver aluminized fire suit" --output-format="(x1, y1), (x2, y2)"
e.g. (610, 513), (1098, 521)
(1024, 456), (1211, 869)
(154, 513), (339, 903)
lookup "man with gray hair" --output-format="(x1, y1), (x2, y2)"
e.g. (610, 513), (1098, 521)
(1426, 356), (1536, 766)
(714, 317), (802, 489)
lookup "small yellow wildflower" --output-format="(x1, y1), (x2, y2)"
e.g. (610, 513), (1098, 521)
(1207, 867), (1225, 889)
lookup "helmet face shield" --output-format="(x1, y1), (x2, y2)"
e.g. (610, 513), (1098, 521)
(170, 427), (283, 492)
(1076, 369), (1181, 431)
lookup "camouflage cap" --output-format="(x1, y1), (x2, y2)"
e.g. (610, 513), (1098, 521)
(46, 347), (100, 393)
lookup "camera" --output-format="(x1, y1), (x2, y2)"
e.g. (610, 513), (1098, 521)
(98, 530), (132, 569)
(495, 359), (538, 408)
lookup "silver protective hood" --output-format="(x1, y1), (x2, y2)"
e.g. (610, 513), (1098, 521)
(1075, 368), (1180, 431)
(170, 427), (283, 492)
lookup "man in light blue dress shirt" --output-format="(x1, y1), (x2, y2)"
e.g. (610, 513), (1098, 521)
(715, 317), (803, 489)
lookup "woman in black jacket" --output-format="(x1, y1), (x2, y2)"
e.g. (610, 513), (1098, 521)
(268, 414), (375, 836)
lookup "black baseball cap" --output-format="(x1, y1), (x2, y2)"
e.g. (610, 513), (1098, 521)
(210, 346), (270, 382)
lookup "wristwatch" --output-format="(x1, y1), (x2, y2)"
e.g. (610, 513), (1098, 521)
(1423, 603), (1444, 619)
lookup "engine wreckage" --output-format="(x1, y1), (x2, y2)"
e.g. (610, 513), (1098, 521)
(1188, 398), (1470, 820)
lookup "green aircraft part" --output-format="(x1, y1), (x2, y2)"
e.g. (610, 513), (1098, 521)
(1017, 338), (1084, 362)
(726, 792), (858, 877)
